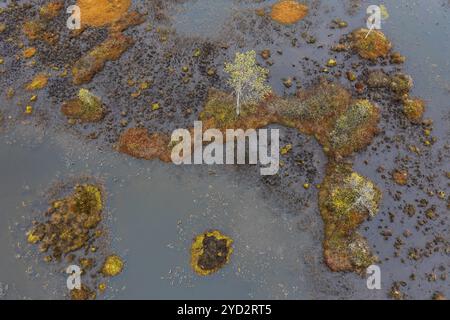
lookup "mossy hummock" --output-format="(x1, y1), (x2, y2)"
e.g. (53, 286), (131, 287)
(319, 163), (382, 272)
(61, 89), (105, 122)
(191, 230), (234, 276)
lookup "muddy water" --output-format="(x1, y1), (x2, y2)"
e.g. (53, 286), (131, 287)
(0, 0), (449, 299)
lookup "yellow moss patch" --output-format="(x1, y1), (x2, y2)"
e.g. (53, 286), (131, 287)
(191, 230), (233, 276)
(26, 74), (48, 91)
(270, 0), (308, 25)
(77, 0), (131, 27)
(23, 47), (37, 59)
(101, 254), (124, 276)
(351, 28), (392, 60)
(26, 229), (42, 244)
(280, 144), (292, 155)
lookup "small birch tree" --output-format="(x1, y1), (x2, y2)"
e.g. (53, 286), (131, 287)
(224, 50), (271, 115)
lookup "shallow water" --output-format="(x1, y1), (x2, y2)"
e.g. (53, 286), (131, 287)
(0, 0), (449, 299)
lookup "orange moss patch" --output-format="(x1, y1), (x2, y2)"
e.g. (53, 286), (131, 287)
(77, 0), (132, 27)
(26, 74), (48, 91)
(22, 2), (62, 44)
(403, 98), (425, 124)
(72, 33), (134, 85)
(22, 20), (45, 41)
(270, 0), (308, 25)
(350, 28), (392, 60)
(39, 1), (63, 20)
(117, 128), (171, 162)
(108, 11), (146, 33)
(23, 47), (37, 59)
(71, 12), (144, 84)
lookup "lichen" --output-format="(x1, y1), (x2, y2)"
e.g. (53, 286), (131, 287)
(270, 0), (309, 25)
(191, 230), (233, 276)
